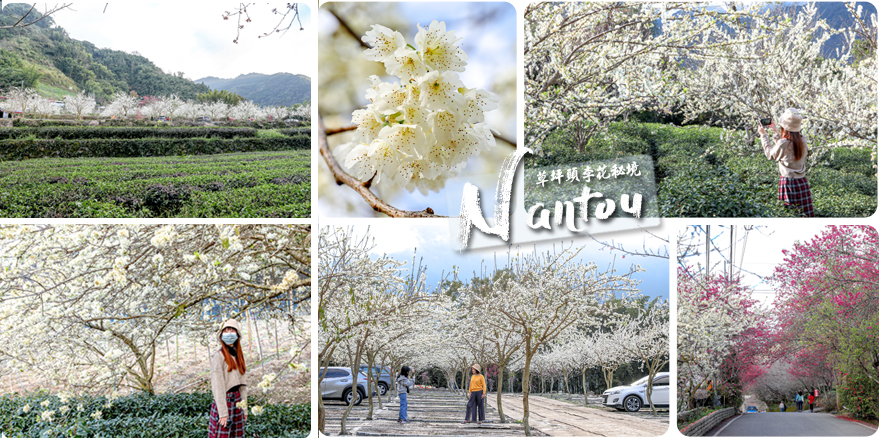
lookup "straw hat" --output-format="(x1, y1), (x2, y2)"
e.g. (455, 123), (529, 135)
(471, 364), (481, 373)
(778, 108), (803, 132)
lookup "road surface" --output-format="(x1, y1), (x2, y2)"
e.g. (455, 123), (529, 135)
(710, 412), (877, 436)
(487, 394), (669, 436)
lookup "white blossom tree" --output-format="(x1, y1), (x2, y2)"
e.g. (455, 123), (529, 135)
(63, 91), (96, 120)
(466, 248), (642, 435)
(617, 300), (669, 414)
(0, 224), (310, 395)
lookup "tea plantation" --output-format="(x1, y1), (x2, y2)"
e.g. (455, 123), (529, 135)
(527, 122), (877, 217)
(0, 124), (311, 218)
(0, 392), (309, 438)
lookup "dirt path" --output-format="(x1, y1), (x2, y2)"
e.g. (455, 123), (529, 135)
(486, 394), (669, 437)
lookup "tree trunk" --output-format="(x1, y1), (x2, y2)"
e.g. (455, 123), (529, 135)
(340, 342), (365, 435)
(497, 364), (506, 422)
(366, 351), (376, 420)
(582, 368), (588, 404)
(522, 345), (534, 437)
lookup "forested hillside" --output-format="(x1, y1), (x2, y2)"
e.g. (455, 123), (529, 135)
(196, 73), (310, 106)
(0, 4), (209, 102)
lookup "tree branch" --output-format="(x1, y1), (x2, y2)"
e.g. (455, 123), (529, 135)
(319, 115), (447, 218)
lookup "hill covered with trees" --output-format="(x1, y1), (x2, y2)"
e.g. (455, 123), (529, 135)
(196, 73), (310, 107)
(0, 4), (210, 102)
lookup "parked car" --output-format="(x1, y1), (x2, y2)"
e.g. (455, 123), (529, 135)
(746, 406), (758, 413)
(320, 367), (368, 406)
(156, 116), (169, 122)
(195, 116), (211, 123)
(359, 365), (393, 396)
(601, 372), (670, 412)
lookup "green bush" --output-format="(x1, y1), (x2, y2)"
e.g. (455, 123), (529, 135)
(0, 392), (309, 438)
(278, 128), (310, 137)
(658, 162), (793, 217)
(840, 371), (879, 420)
(527, 121), (876, 217)
(0, 127), (263, 140)
(826, 147), (876, 177)
(0, 136), (310, 161)
(0, 151), (310, 218)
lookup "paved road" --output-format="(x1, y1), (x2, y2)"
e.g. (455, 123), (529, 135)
(487, 394), (669, 436)
(710, 412), (877, 436)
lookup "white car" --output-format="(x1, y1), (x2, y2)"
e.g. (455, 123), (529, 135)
(601, 372), (670, 412)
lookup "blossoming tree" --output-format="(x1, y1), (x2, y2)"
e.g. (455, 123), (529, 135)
(0, 224), (310, 399)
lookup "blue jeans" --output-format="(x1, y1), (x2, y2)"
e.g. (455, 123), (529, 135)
(399, 392), (408, 421)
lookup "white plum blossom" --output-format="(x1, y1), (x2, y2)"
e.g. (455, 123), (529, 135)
(339, 22), (500, 194)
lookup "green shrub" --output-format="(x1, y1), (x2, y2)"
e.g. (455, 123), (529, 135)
(809, 167), (877, 197)
(0, 136), (310, 161)
(826, 147), (877, 177)
(0, 151), (310, 218)
(256, 129), (290, 139)
(811, 185), (878, 217)
(840, 371), (879, 420)
(0, 127), (265, 140)
(278, 128), (310, 136)
(0, 392), (309, 438)
(658, 162), (793, 217)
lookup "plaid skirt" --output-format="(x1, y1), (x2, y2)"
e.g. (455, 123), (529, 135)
(778, 176), (814, 217)
(209, 390), (246, 438)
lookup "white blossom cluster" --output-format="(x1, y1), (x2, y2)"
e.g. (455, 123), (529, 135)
(336, 21), (500, 194)
(105, 92), (311, 122)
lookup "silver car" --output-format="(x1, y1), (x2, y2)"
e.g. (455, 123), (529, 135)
(320, 367), (369, 406)
(602, 372), (670, 412)
(359, 365), (394, 396)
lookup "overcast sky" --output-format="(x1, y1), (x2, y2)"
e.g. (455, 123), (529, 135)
(680, 225), (839, 308)
(50, 3), (313, 81)
(337, 221), (671, 301)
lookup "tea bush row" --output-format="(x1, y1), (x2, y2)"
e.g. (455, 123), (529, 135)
(529, 122), (877, 217)
(0, 150), (310, 218)
(0, 136), (310, 161)
(0, 127), (271, 140)
(0, 391), (309, 438)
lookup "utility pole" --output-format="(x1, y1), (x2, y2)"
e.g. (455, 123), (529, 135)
(729, 226), (735, 281)
(705, 225), (710, 277)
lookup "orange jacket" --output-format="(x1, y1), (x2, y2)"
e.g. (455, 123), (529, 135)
(469, 374), (486, 394)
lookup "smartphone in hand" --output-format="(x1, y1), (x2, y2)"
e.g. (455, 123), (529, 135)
(760, 118), (772, 126)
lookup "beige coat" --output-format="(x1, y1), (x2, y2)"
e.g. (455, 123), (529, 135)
(760, 133), (807, 179)
(211, 319), (248, 419)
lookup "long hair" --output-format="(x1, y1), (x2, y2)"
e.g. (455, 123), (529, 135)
(780, 128), (806, 161)
(220, 332), (247, 374)
(399, 365), (410, 378)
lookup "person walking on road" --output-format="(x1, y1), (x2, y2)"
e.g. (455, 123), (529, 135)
(795, 391), (804, 412)
(808, 392), (815, 412)
(779, 400), (786, 412)
(397, 366), (414, 424)
(463, 364), (486, 424)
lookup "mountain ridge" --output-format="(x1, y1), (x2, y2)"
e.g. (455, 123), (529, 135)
(196, 72), (310, 107)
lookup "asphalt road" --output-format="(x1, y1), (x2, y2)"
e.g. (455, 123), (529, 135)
(710, 412), (877, 436)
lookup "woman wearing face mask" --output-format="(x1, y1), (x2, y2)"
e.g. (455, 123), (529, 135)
(209, 319), (248, 438)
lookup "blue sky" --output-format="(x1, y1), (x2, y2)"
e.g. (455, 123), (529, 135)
(342, 221), (671, 301)
(51, 3), (313, 80)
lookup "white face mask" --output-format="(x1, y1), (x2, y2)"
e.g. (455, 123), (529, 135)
(221, 332), (238, 345)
